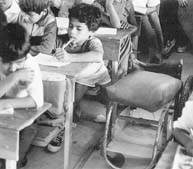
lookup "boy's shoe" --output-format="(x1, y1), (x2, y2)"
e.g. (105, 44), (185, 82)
(162, 39), (176, 57)
(47, 128), (65, 153)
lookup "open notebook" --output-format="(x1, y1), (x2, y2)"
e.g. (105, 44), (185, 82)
(36, 53), (70, 67)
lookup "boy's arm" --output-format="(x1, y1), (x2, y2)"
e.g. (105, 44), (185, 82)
(55, 38), (104, 62)
(0, 96), (36, 109)
(30, 21), (57, 56)
(106, 0), (121, 28)
(0, 74), (18, 97)
(173, 128), (193, 156)
(63, 50), (103, 62)
(0, 68), (34, 97)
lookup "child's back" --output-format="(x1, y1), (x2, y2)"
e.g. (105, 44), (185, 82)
(18, 0), (57, 56)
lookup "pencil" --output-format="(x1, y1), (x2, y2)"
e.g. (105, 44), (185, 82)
(62, 39), (74, 50)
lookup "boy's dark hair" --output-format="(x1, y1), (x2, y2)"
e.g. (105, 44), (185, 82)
(0, 23), (30, 63)
(19, 0), (49, 14)
(68, 3), (102, 32)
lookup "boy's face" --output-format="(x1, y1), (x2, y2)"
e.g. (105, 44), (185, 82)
(0, 0), (12, 11)
(0, 57), (26, 76)
(68, 18), (92, 46)
(24, 11), (44, 24)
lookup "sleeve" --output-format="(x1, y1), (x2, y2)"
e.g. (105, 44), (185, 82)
(88, 38), (104, 54)
(30, 20), (57, 56)
(173, 101), (193, 132)
(25, 56), (44, 108)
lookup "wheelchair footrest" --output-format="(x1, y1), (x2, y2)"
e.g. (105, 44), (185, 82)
(106, 140), (153, 158)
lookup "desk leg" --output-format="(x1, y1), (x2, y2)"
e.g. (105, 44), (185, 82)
(111, 61), (118, 83)
(64, 78), (75, 169)
(6, 160), (16, 169)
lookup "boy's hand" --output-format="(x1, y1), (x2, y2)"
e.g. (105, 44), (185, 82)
(13, 68), (35, 83)
(55, 48), (70, 62)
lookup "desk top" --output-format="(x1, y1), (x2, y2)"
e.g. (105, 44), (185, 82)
(40, 62), (90, 78)
(97, 27), (137, 61)
(0, 103), (51, 131)
(96, 26), (137, 40)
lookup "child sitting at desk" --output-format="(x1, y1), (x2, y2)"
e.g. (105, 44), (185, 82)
(48, 3), (111, 153)
(173, 94), (193, 157)
(0, 22), (43, 168)
(75, 0), (138, 78)
(17, 0), (57, 56)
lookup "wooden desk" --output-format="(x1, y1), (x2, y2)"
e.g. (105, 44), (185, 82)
(96, 27), (137, 81)
(0, 103), (51, 169)
(40, 64), (87, 169)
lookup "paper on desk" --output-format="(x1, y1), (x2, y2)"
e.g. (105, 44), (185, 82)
(94, 27), (117, 35)
(36, 53), (70, 67)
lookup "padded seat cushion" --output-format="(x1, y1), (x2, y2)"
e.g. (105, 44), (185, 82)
(106, 70), (182, 112)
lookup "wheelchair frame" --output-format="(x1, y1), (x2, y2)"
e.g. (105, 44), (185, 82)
(102, 60), (186, 169)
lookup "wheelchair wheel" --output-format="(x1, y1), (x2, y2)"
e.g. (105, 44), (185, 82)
(179, 75), (193, 117)
(150, 107), (171, 168)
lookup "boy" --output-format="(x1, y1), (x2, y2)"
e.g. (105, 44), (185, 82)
(0, 0), (21, 23)
(173, 94), (193, 156)
(17, 0), (57, 56)
(49, 3), (111, 153)
(0, 22), (43, 168)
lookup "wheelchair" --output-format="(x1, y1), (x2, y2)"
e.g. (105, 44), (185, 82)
(100, 59), (193, 169)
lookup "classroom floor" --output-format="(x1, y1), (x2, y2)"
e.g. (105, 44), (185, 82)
(22, 51), (193, 169)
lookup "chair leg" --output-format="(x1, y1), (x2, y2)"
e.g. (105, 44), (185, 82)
(102, 103), (123, 169)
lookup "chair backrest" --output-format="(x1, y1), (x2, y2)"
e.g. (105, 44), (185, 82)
(142, 60), (183, 80)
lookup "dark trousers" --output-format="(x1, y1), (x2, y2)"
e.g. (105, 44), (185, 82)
(159, 0), (188, 47)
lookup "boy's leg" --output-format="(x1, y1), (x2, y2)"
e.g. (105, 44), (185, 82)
(18, 124), (37, 168)
(141, 15), (161, 63)
(149, 10), (164, 53)
(47, 83), (88, 153)
(73, 83), (88, 122)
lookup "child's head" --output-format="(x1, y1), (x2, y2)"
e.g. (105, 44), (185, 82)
(0, 0), (13, 12)
(19, 0), (49, 23)
(0, 23), (30, 75)
(67, 3), (101, 45)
